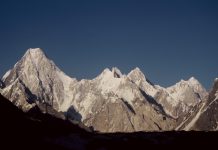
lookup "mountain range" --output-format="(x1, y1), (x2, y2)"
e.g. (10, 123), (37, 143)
(0, 48), (217, 132)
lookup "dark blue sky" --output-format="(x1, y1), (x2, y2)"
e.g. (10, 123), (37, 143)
(0, 0), (218, 89)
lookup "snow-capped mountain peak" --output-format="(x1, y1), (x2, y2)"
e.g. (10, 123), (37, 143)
(96, 68), (123, 93)
(168, 77), (207, 96)
(97, 68), (114, 79)
(154, 77), (208, 118)
(97, 67), (124, 80)
(177, 77), (218, 131)
(0, 49), (47, 83)
(1, 48), (77, 111)
(128, 67), (154, 85)
(112, 67), (123, 78)
(187, 77), (202, 87)
(128, 67), (145, 81)
(127, 67), (157, 97)
(187, 77), (207, 99)
(20, 48), (50, 69)
(26, 48), (45, 56)
(188, 76), (198, 82)
(167, 77), (206, 100)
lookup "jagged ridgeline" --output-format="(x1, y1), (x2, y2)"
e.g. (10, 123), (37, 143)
(1, 48), (217, 132)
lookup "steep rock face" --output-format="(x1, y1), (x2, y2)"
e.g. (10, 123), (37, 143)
(0, 80), (3, 98)
(1, 48), (77, 111)
(85, 98), (175, 132)
(0, 80), (4, 89)
(1, 78), (35, 111)
(178, 78), (218, 131)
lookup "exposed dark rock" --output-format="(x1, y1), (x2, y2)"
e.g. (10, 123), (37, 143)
(0, 80), (4, 88)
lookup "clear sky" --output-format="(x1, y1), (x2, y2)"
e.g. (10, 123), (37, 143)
(0, 0), (218, 89)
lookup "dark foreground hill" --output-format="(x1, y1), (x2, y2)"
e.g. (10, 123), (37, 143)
(0, 94), (217, 150)
(0, 94), (89, 149)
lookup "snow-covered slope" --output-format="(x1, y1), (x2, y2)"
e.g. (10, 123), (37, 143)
(177, 78), (218, 131)
(64, 67), (176, 132)
(188, 77), (208, 99)
(154, 78), (207, 119)
(166, 77), (207, 103)
(127, 67), (158, 97)
(126, 68), (207, 119)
